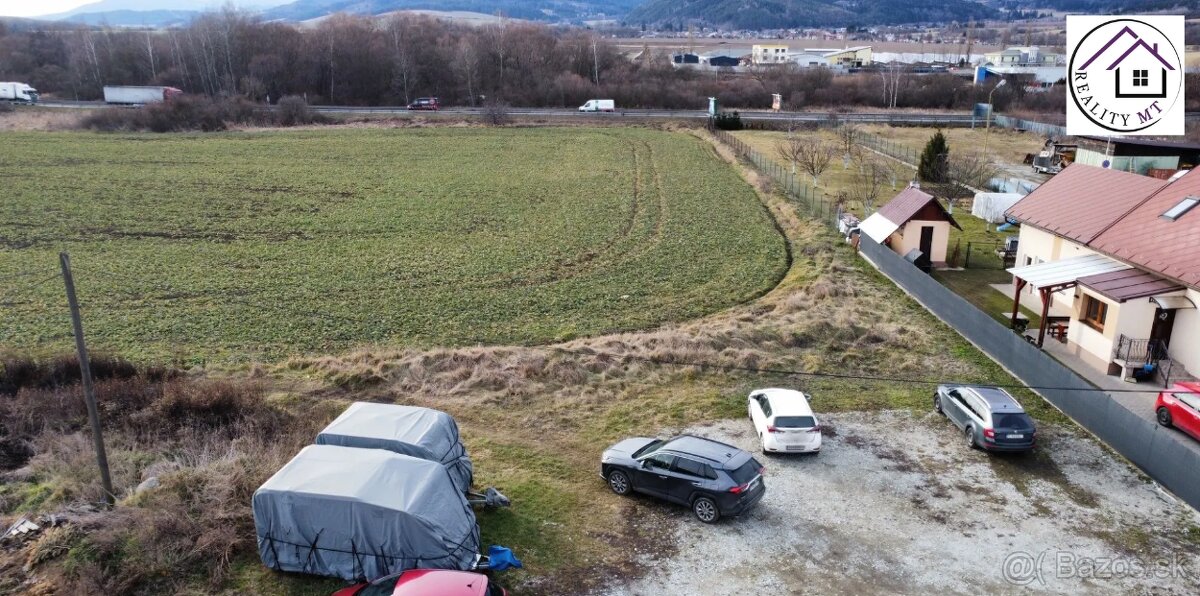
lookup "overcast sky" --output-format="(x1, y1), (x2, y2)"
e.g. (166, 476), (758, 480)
(0, 0), (287, 18)
(0, 0), (96, 17)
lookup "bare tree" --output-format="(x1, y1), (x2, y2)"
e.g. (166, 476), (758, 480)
(481, 99), (511, 126)
(387, 16), (417, 104)
(851, 153), (892, 213)
(837, 124), (861, 168)
(947, 151), (1000, 191)
(454, 37), (481, 106)
(778, 136), (837, 187)
(879, 62), (902, 109)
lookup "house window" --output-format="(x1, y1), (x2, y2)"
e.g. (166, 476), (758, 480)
(1132, 69), (1148, 87)
(1081, 294), (1108, 332)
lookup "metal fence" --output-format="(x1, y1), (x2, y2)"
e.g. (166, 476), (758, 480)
(858, 131), (920, 167)
(993, 114), (1067, 138)
(859, 235), (1200, 512)
(960, 240), (1011, 270)
(711, 129), (843, 224)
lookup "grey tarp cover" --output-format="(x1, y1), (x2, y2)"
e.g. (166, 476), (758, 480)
(252, 445), (480, 581)
(316, 402), (474, 492)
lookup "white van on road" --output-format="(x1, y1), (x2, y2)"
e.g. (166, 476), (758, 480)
(579, 99), (615, 112)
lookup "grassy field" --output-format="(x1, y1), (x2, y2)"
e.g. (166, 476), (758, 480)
(730, 129), (914, 219)
(859, 124), (1047, 169)
(0, 126), (1070, 596)
(0, 128), (787, 363)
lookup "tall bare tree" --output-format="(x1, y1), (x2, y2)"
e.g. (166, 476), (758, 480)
(837, 124), (861, 168)
(879, 62), (902, 109)
(778, 137), (837, 187)
(455, 37), (481, 106)
(947, 151), (1000, 191)
(851, 153), (892, 213)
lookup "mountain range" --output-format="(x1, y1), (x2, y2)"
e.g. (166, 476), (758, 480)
(627, 0), (998, 30)
(35, 0), (1175, 28)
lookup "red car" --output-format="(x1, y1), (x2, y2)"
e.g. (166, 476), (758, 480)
(407, 97), (439, 111)
(332, 569), (505, 596)
(1156, 382), (1200, 442)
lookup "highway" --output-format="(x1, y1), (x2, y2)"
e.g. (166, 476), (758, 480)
(34, 100), (986, 125)
(34, 100), (1200, 127)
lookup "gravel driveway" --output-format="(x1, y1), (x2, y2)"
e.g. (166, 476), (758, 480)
(592, 411), (1200, 595)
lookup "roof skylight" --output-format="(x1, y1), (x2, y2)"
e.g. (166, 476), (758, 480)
(1161, 196), (1199, 221)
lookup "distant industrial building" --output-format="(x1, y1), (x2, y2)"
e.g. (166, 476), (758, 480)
(976, 46), (1066, 90)
(981, 46), (1063, 67)
(784, 46), (873, 69)
(752, 44), (791, 65)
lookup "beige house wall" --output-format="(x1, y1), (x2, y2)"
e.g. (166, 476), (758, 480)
(1167, 288), (1200, 376)
(891, 220), (951, 264)
(1066, 289), (1119, 368)
(1014, 226), (1097, 311)
(1012, 226), (1200, 379)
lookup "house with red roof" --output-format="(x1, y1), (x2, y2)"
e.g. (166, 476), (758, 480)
(1004, 163), (1199, 382)
(859, 184), (962, 270)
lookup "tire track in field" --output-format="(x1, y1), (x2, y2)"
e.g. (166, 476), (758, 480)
(382, 133), (662, 292)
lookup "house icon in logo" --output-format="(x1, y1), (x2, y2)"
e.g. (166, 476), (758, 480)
(1079, 25), (1175, 100)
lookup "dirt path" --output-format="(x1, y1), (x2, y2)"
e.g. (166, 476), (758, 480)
(594, 412), (1200, 595)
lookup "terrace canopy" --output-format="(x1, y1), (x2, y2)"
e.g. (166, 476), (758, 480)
(1006, 254), (1130, 346)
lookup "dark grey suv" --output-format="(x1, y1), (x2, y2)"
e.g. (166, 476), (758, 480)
(934, 384), (1037, 452)
(600, 435), (766, 523)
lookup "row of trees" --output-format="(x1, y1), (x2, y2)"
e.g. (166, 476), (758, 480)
(1, 10), (1190, 112)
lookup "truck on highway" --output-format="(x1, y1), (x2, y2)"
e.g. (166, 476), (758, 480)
(0, 82), (38, 104)
(578, 99), (615, 112)
(103, 86), (183, 105)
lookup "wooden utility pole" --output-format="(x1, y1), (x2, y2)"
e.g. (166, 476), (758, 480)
(59, 252), (114, 506)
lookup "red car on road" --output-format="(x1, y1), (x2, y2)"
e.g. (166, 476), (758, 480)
(1156, 382), (1200, 442)
(407, 97), (439, 111)
(332, 569), (505, 596)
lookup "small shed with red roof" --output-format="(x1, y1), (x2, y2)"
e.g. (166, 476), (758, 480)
(859, 184), (961, 268)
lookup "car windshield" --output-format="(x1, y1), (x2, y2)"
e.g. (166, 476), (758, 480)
(631, 439), (663, 458)
(774, 415), (816, 428)
(728, 458), (763, 485)
(993, 414), (1033, 430)
(357, 579), (398, 596)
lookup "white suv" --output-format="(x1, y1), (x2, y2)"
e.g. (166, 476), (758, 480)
(748, 388), (822, 454)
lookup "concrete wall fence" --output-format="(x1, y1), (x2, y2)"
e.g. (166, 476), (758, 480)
(711, 125), (1200, 512)
(859, 235), (1200, 512)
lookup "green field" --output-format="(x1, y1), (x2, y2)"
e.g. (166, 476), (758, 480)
(0, 128), (788, 362)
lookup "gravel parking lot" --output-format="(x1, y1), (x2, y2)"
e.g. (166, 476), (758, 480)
(593, 411), (1200, 595)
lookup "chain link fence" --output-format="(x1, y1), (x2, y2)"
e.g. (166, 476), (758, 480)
(710, 128), (843, 225)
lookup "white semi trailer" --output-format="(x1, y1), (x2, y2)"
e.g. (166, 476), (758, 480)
(0, 82), (38, 104)
(103, 86), (183, 105)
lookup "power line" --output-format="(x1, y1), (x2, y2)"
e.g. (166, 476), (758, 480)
(0, 269), (53, 284)
(545, 346), (1174, 395)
